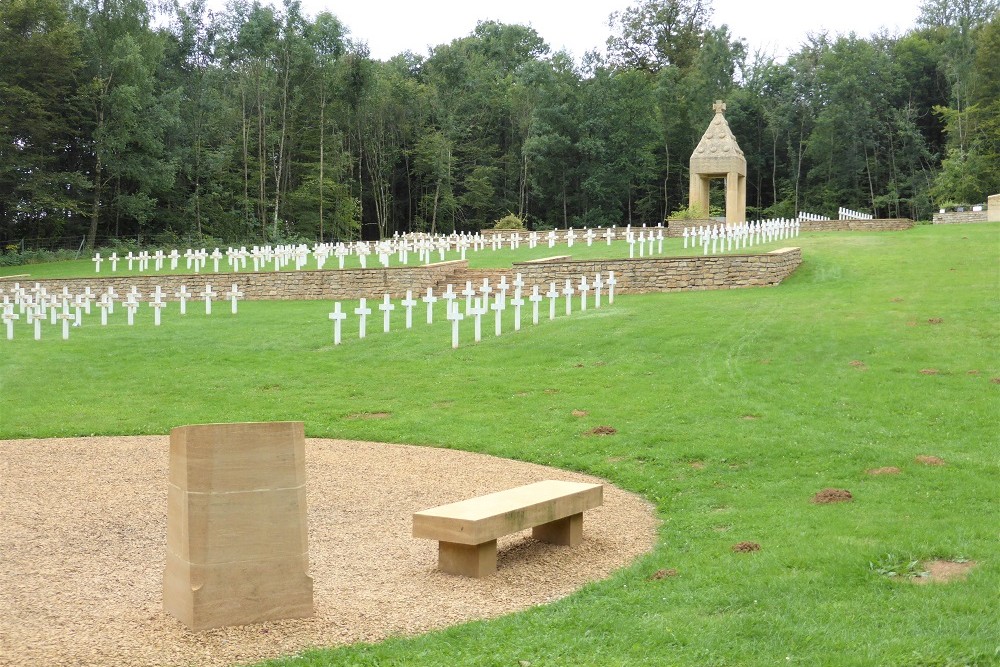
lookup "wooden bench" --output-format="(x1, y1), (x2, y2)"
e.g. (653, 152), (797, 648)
(412, 480), (603, 577)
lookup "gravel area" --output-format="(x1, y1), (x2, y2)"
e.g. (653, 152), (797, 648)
(0, 436), (658, 667)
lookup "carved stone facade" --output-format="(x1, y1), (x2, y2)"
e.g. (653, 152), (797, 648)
(689, 101), (746, 225)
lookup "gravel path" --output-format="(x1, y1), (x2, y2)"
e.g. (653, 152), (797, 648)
(0, 436), (658, 667)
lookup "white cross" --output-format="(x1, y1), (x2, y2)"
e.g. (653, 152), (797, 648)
(56, 310), (74, 340)
(562, 279), (575, 316)
(150, 295), (167, 326)
(378, 293), (395, 333)
(497, 275), (509, 297)
(354, 298), (372, 338)
(479, 279), (493, 299)
(168, 249), (180, 270)
(579, 275), (590, 311)
(585, 229), (596, 246)
(422, 288), (438, 324)
(2, 307), (19, 340)
(226, 284), (244, 314)
(547, 230), (556, 248)
(210, 248), (223, 273)
(109, 252), (119, 272)
(93, 252), (103, 273)
(447, 301), (464, 349)
(126, 251), (136, 271)
(175, 285), (190, 315)
(98, 294), (111, 325)
(607, 271), (617, 304)
(125, 296), (139, 326)
(470, 297), (486, 342)
(329, 302), (346, 345)
(401, 290), (417, 329)
(638, 231), (646, 257)
(73, 295), (84, 326)
(201, 284), (217, 314)
(461, 281), (477, 313)
(30, 305), (42, 339)
(510, 292), (524, 331)
(566, 228), (576, 247)
(491, 292), (505, 336)
(605, 228), (614, 245)
(525, 285), (541, 325)
(594, 273), (604, 309)
(546, 282), (559, 320)
(683, 227), (689, 249)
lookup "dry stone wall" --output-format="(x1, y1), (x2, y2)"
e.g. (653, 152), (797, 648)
(932, 210), (989, 224)
(2, 250), (802, 301)
(797, 218), (914, 231)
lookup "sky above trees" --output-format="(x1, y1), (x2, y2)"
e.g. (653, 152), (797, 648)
(213, 0), (924, 62)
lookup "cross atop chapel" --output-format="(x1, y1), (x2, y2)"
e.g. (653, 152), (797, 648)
(713, 100), (726, 114)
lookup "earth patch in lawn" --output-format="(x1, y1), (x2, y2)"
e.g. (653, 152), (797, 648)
(732, 541), (761, 553)
(866, 466), (901, 476)
(915, 455), (946, 466)
(912, 560), (977, 585)
(812, 488), (853, 504)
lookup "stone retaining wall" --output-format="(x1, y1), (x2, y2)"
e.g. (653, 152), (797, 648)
(797, 218), (914, 231)
(0, 261), (465, 302)
(500, 247), (802, 293)
(2, 249), (803, 301)
(932, 210), (989, 224)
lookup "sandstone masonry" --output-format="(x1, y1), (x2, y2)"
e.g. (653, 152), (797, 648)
(2, 249), (802, 301)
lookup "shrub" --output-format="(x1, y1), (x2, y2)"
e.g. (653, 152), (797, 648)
(492, 213), (526, 230)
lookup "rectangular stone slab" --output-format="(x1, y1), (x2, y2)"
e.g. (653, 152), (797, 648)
(412, 480), (602, 545)
(163, 421), (313, 631)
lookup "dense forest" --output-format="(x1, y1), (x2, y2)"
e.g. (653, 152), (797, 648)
(1, 0), (998, 249)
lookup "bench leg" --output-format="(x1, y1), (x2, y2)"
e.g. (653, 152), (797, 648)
(438, 540), (497, 578)
(532, 512), (583, 547)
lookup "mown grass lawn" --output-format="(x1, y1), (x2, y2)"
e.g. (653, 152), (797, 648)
(1, 223), (997, 666)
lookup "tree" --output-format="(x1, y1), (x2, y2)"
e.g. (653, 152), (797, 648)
(606, 0), (713, 72)
(0, 0), (88, 244)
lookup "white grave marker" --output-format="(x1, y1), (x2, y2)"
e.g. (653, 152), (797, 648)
(401, 290), (417, 329)
(226, 284), (244, 314)
(329, 302), (346, 345)
(354, 298), (371, 338)
(447, 302), (464, 349)
(546, 282), (558, 320)
(378, 293), (395, 333)
(562, 279), (574, 316)
(528, 285), (542, 325)
(201, 284), (217, 315)
(422, 288), (438, 324)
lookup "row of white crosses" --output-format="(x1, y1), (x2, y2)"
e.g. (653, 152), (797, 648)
(327, 271), (618, 348)
(681, 219), (800, 255)
(0, 282), (243, 341)
(624, 228), (667, 258)
(838, 207), (873, 220)
(89, 224), (673, 276)
(798, 211), (831, 222)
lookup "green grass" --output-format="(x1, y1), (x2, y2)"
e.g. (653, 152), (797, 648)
(1, 223), (998, 666)
(0, 232), (794, 279)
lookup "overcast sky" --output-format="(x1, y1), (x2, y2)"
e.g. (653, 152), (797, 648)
(306, 0), (923, 62)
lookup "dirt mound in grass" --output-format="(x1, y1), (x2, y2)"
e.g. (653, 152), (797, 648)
(586, 425), (617, 436)
(919, 368), (940, 375)
(571, 410), (589, 417)
(732, 541), (761, 553)
(812, 488), (854, 504)
(912, 560), (977, 584)
(927, 318), (944, 324)
(849, 360), (868, 370)
(915, 455), (946, 466)
(866, 467), (901, 476)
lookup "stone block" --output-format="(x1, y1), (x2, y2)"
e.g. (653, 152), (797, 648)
(163, 421), (313, 631)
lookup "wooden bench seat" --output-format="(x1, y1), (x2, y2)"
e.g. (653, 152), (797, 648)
(412, 480), (603, 577)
